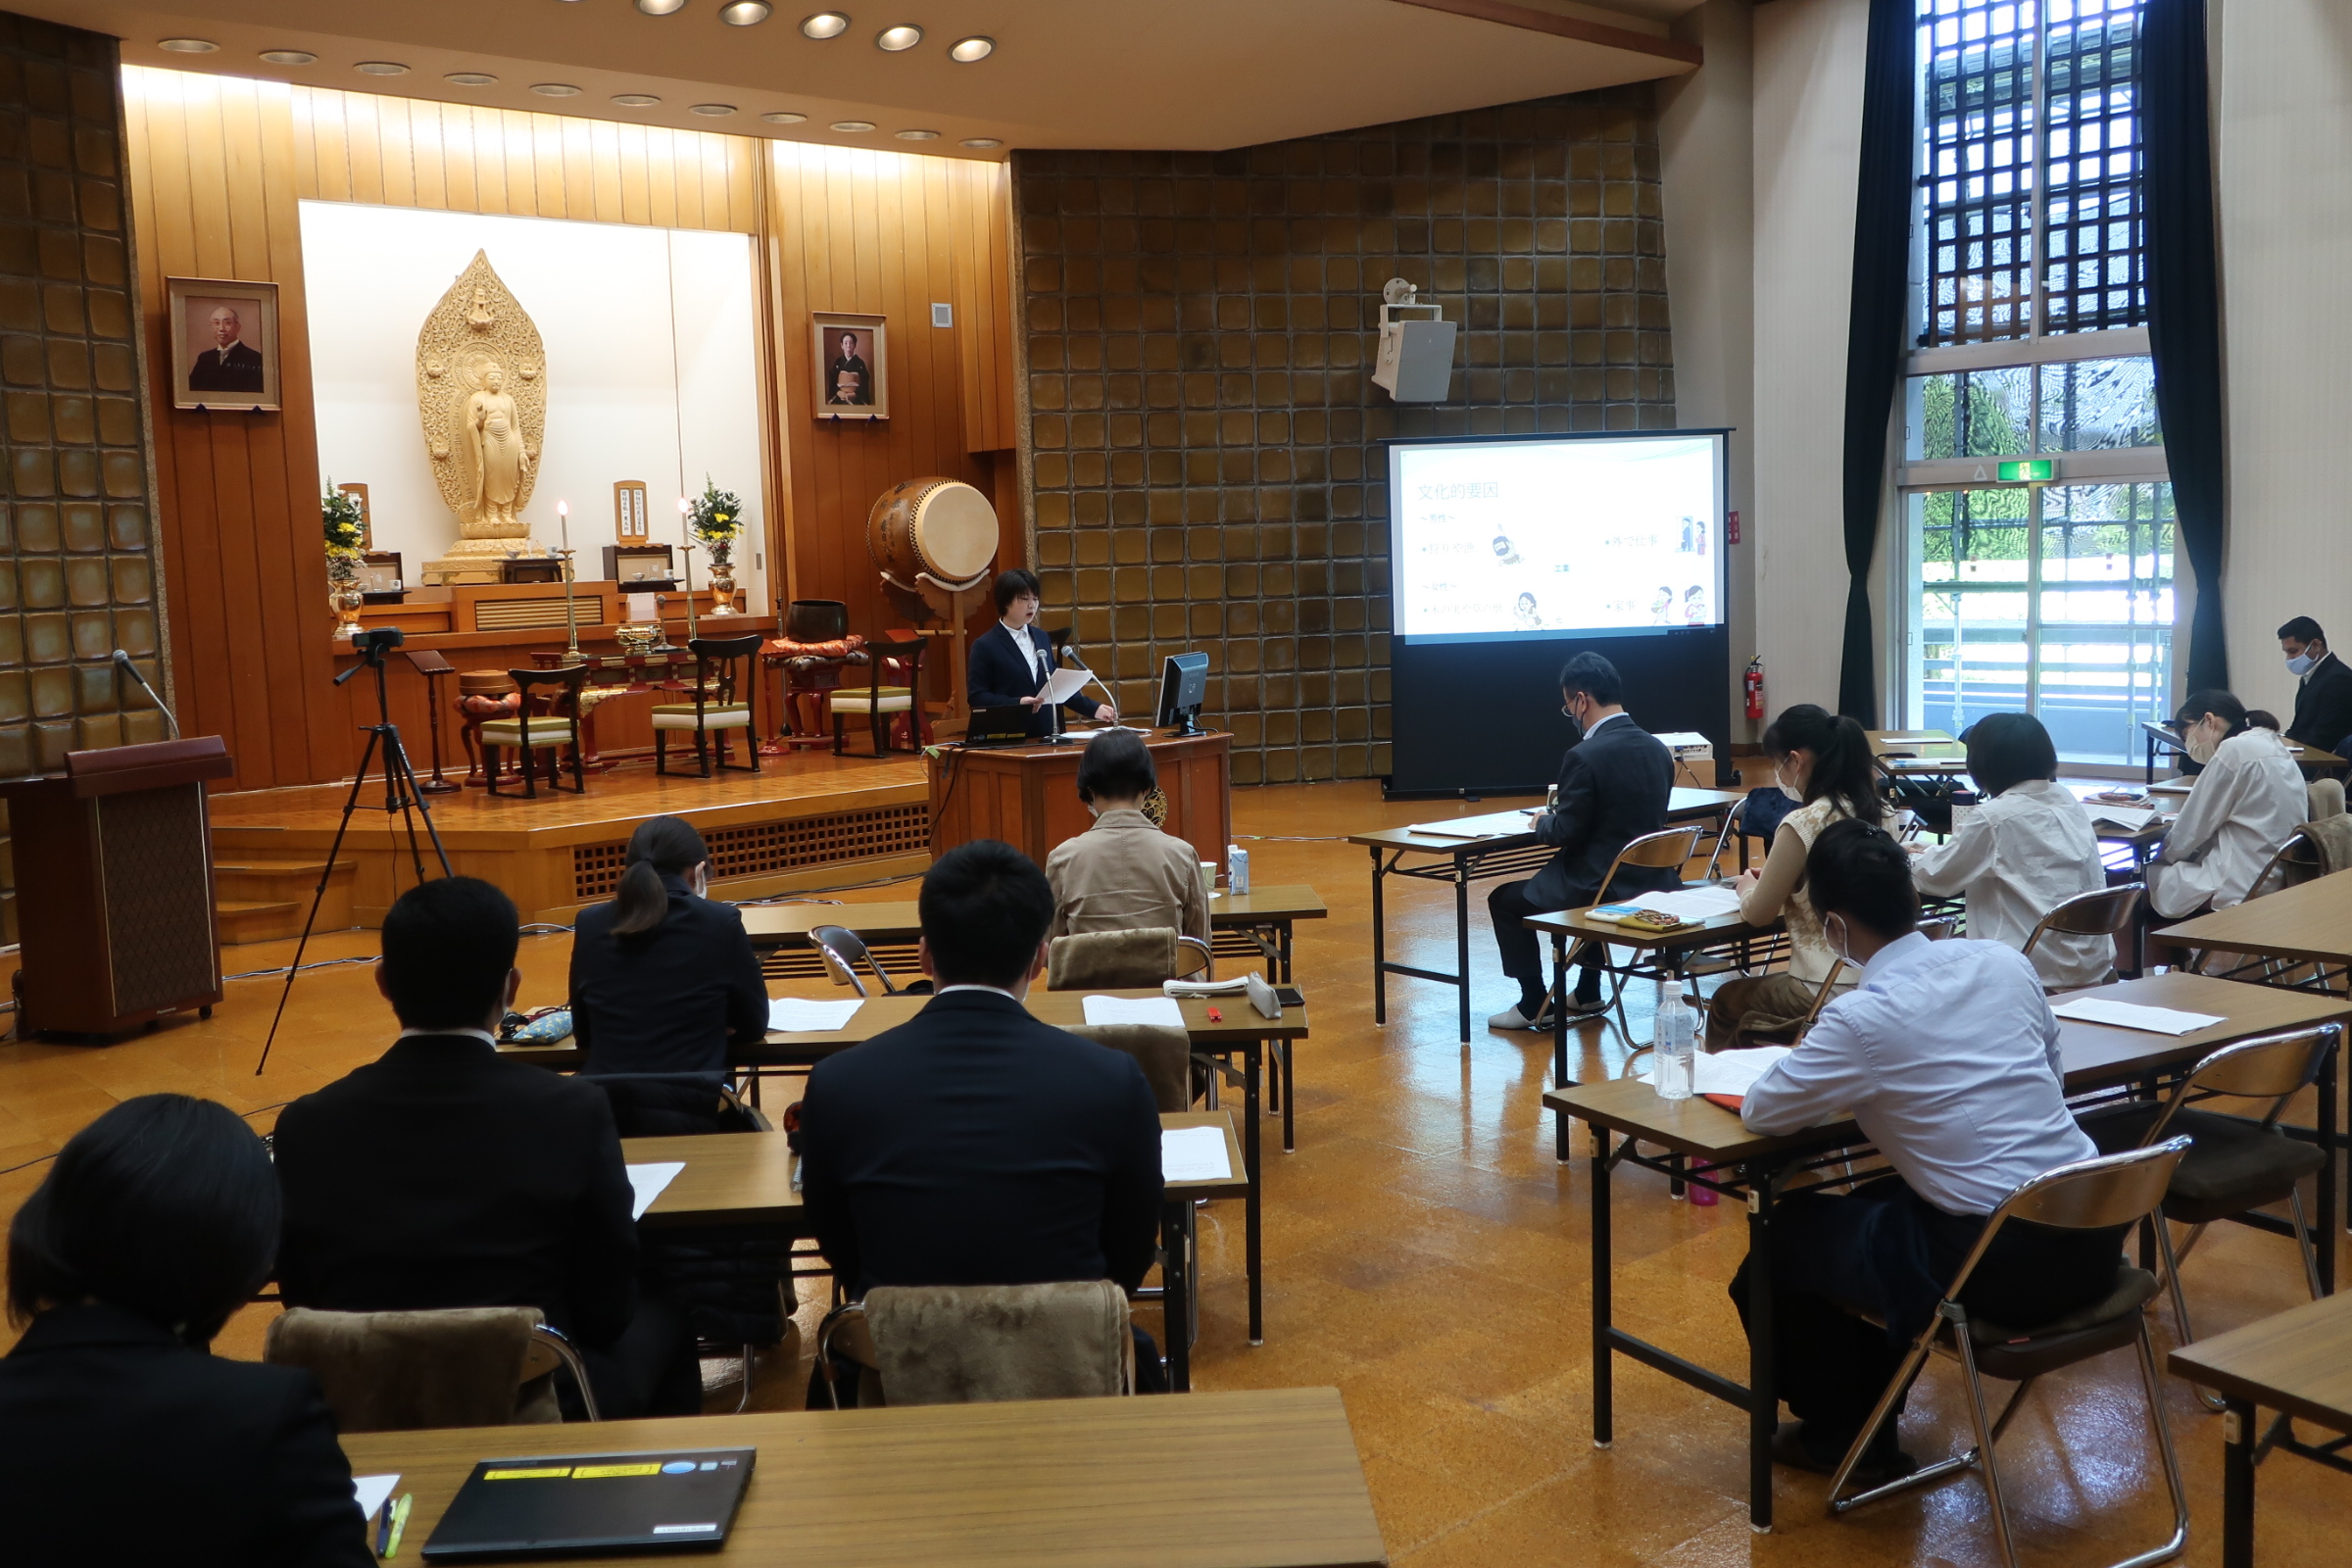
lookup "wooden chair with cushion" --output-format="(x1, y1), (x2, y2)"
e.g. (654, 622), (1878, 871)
(264, 1305), (598, 1432)
(654, 633), (761, 778)
(1046, 927), (1212, 990)
(1826, 1139), (2193, 1568)
(829, 635), (927, 757)
(480, 663), (588, 797)
(815, 1280), (1134, 1408)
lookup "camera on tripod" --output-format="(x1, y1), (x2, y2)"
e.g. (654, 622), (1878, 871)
(349, 626), (406, 654)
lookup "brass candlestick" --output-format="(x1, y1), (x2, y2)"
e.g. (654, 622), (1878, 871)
(678, 537), (701, 644)
(556, 547), (581, 662)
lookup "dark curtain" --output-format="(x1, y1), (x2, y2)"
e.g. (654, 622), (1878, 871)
(2141, 0), (2229, 694)
(1838, 0), (1918, 724)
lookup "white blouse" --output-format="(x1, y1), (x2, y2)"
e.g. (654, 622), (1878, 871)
(1910, 778), (2111, 988)
(2148, 728), (2308, 918)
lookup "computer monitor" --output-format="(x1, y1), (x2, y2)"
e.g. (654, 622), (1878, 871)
(1155, 652), (1209, 735)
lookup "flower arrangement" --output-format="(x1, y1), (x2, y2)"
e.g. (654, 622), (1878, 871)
(321, 483), (366, 587)
(687, 476), (744, 572)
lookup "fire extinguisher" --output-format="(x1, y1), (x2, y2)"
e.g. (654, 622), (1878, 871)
(1744, 657), (1765, 721)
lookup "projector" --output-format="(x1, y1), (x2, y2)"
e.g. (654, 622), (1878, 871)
(1372, 279), (1456, 403)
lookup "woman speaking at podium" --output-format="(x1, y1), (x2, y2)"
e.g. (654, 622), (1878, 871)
(968, 568), (1115, 736)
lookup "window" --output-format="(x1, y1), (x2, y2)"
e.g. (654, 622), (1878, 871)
(1896, 0), (2168, 768)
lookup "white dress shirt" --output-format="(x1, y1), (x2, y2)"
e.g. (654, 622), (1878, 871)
(1910, 778), (2111, 988)
(1740, 931), (2097, 1215)
(1000, 619), (1047, 686)
(2147, 727), (2306, 917)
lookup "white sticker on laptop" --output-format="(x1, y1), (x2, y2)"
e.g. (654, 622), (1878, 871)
(652, 1524), (720, 1535)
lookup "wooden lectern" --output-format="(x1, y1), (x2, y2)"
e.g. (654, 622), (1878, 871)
(928, 729), (1232, 869)
(0, 736), (233, 1037)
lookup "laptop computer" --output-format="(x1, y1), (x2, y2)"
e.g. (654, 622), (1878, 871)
(962, 705), (1035, 748)
(420, 1448), (755, 1561)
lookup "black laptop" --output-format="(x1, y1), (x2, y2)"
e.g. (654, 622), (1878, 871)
(962, 705), (1035, 748)
(420, 1449), (755, 1561)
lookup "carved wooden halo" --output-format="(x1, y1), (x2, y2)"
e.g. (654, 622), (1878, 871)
(415, 250), (547, 530)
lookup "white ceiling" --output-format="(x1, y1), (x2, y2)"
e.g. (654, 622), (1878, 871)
(40, 0), (1704, 160)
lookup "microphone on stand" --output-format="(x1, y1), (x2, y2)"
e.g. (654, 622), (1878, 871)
(112, 649), (180, 740)
(1061, 642), (1127, 731)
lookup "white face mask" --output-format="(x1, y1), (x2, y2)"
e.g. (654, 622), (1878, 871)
(1776, 761), (1804, 803)
(1825, 912), (1854, 967)
(2287, 651), (2317, 677)
(2183, 720), (2221, 765)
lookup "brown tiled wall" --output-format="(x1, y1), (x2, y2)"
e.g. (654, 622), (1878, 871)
(0, 16), (169, 938)
(1013, 86), (1675, 785)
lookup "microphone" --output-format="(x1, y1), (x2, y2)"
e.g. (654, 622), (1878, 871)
(112, 649), (180, 740)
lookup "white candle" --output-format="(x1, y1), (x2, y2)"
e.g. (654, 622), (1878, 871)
(558, 498), (569, 552)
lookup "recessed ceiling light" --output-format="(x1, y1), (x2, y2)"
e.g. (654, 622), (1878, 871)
(760, 111), (808, 123)
(446, 72), (498, 86)
(896, 128), (940, 140)
(801, 12), (850, 38)
(948, 35), (994, 63)
(959, 137), (1002, 149)
(158, 38), (218, 54)
(636, 0), (689, 13)
(259, 49), (317, 66)
(355, 61), (410, 75)
(830, 120), (875, 132)
(690, 103), (737, 117)
(875, 24), (922, 51)
(720, 0), (773, 23)
(531, 82), (582, 97)
(612, 93), (661, 107)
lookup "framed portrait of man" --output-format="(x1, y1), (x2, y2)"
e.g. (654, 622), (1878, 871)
(167, 277), (280, 411)
(811, 311), (887, 420)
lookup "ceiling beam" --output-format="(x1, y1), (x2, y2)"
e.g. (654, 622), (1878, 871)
(1387, 0), (1704, 66)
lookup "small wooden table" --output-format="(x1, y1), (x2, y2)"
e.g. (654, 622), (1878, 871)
(1544, 971), (2351, 1533)
(2168, 1292), (2352, 1568)
(1348, 787), (1743, 1044)
(339, 1386), (1388, 1568)
(622, 1112), (1249, 1392)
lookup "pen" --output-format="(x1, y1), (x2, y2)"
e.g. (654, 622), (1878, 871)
(382, 1494), (413, 1560)
(374, 1494), (393, 1558)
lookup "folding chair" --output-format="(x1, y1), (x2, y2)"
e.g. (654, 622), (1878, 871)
(1557, 823), (1704, 1036)
(1827, 1139), (2193, 1568)
(809, 924), (911, 997)
(2020, 882), (2140, 989)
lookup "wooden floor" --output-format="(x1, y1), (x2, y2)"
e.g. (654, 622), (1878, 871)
(2, 776), (2343, 1565)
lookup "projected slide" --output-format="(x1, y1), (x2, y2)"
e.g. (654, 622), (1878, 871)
(1388, 433), (1724, 642)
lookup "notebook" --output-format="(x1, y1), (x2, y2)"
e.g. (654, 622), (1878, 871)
(419, 1448), (754, 1561)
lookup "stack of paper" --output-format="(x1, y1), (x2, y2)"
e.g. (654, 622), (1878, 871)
(1161, 1125), (1233, 1182)
(1405, 809), (1543, 840)
(1624, 884), (1744, 921)
(1638, 1046), (1790, 1098)
(1082, 995), (1186, 1027)
(767, 998), (864, 1033)
(2088, 805), (2161, 833)
(624, 1161), (684, 1221)
(2051, 998), (2223, 1036)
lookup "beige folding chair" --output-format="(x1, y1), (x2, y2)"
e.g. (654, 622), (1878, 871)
(266, 1305), (598, 1432)
(815, 1280), (1135, 1407)
(2014, 882), (2139, 989)
(1560, 824), (1704, 1035)
(1828, 1139), (2193, 1568)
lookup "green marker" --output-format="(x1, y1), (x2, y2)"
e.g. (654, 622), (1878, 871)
(381, 1494), (414, 1560)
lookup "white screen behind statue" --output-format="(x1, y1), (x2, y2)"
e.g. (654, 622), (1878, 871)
(1386, 433), (1725, 643)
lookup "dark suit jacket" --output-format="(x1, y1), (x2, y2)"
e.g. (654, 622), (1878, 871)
(0, 1303), (370, 1568)
(569, 875), (768, 1076)
(273, 1034), (639, 1346)
(799, 988), (1163, 1296)
(1525, 713), (1677, 909)
(188, 340), (264, 393)
(966, 621), (1095, 735)
(2287, 651), (2352, 754)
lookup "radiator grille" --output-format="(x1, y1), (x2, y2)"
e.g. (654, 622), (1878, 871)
(473, 597), (581, 632)
(572, 802), (930, 901)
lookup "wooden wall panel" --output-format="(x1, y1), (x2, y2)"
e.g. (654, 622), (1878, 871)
(122, 66), (344, 793)
(950, 161), (1018, 456)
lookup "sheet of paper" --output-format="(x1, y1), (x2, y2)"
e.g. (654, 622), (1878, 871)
(767, 997), (864, 1033)
(2088, 805), (2160, 833)
(1639, 1046), (1791, 1098)
(1406, 809), (1542, 840)
(1161, 1125), (1233, 1182)
(352, 1474), (400, 1523)
(2051, 998), (2224, 1036)
(1082, 994), (1186, 1027)
(625, 1161), (685, 1221)
(1625, 884), (1743, 920)
(1039, 666), (1092, 705)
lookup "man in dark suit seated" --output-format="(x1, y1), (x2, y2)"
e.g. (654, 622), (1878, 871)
(272, 876), (700, 1418)
(1486, 651), (1676, 1030)
(187, 305), (265, 393)
(2278, 614), (2352, 755)
(967, 567), (1114, 737)
(799, 838), (1165, 1393)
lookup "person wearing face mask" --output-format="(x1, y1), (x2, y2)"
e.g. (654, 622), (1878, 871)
(2146, 690), (2308, 919)
(1046, 727), (1210, 943)
(1483, 652), (1674, 1029)
(1907, 712), (2111, 988)
(1705, 704), (1884, 1048)
(2277, 616), (2352, 755)
(567, 814), (770, 1076)
(1731, 820), (2123, 1484)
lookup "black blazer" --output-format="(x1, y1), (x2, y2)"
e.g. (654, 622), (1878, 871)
(0, 1303), (371, 1568)
(273, 1034), (640, 1346)
(967, 621), (1095, 735)
(799, 989), (1163, 1296)
(2287, 651), (2352, 754)
(187, 340), (265, 393)
(1525, 713), (1677, 910)
(569, 875), (768, 1076)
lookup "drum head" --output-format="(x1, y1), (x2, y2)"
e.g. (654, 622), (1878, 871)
(909, 481), (998, 584)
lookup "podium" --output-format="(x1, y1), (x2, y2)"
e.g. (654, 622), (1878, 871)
(0, 736), (234, 1037)
(928, 729), (1232, 870)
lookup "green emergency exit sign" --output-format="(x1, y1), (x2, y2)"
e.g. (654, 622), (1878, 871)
(1996, 459), (2054, 482)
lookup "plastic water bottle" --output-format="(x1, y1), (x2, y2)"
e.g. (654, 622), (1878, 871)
(1652, 979), (1696, 1101)
(1228, 844), (1250, 896)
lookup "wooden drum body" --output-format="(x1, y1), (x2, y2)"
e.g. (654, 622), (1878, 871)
(867, 477), (999, 595)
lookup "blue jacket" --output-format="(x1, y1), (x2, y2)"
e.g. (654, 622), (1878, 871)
(967, 621), (1095, 735)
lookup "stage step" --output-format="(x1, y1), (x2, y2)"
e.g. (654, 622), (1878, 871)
(216, 858), (357, 943)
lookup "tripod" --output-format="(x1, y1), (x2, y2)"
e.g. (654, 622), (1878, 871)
(255, 632), (453, 1074)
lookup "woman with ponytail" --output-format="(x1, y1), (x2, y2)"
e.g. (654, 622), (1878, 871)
(2147, 690), (2306, 918)
(567, 814), (767, 1075)
(1708, 704), (1886, 1047)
